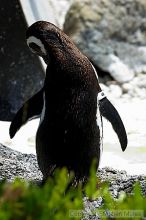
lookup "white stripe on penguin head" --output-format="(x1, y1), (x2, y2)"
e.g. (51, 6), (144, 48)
(27, 36), (47, 55)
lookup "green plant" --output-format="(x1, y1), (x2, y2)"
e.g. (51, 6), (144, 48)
(93, 181), (146, 219)
(0, 165), (145, 220)
(0, 168), (83, 220)
(84, 165), (146, 219)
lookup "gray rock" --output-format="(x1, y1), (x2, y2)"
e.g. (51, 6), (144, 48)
(0, 144), (42, 182)
(0, 0), (44, 121)
(122, 73), (146, 98)
(83, 167), (146, 219)
(98, 167), (146, 197)
(0, 143), (145, 220)
(1, 144), (145, 194)
(108, 84), (122, 98)
(64, 0), (146, 83)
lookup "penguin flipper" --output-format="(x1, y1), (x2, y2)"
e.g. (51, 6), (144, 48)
(9, 88), (44, 138)
(99, 97), (128, 151)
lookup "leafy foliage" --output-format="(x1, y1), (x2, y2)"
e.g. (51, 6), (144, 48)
(0, 169), (83, 220)
(0, 166), (145, 220)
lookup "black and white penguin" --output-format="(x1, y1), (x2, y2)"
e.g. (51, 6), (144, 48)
(10, 21), (127, 183)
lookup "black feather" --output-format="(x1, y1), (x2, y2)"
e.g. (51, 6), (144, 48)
(99, 97), (128, 151)
(9, 88), (44, 138)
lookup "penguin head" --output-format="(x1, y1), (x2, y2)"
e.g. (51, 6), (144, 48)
(26, 21), (52, 63)
(26, 21), (74, 65)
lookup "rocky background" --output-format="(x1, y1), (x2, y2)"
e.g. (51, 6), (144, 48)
(0, 0), (45, 121)
(0, 0), (145, 175)
(64, 0), (146, 86)
(0, 0), (146, 219)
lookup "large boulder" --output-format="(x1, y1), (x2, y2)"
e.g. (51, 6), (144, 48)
(64, 0), (146, 83)
(0, 0), (44, 121)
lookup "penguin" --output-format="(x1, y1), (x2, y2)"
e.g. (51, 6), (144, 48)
(9, 21), (127, 183)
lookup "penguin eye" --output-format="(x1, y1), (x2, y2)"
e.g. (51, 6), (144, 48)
(29, 42), (41, 53)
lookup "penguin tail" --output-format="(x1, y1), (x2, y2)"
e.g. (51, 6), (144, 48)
(99, 97), (128, 151)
